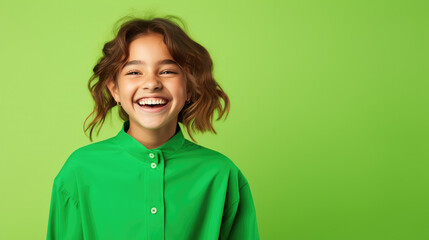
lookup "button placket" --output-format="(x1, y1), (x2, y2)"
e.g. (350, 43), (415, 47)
(146, 149), (165, 238)
(149, 152), (157, 168)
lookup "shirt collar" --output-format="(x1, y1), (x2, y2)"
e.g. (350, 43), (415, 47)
(113, 120), (186, 162)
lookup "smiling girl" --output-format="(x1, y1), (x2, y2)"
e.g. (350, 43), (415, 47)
(47, 15), (259, 240)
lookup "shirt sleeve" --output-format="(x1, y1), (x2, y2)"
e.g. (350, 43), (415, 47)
(46, 180), (83, 240)
(220, 182), (260, 240)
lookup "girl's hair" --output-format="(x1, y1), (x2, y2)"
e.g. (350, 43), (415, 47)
(84, 15), (230, 143)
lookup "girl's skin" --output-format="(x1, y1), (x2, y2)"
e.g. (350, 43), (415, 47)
(107, 33), (191, 150)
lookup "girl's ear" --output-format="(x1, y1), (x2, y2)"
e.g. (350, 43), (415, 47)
(106, 79), (119, 102)
(186, 92), (191, 101)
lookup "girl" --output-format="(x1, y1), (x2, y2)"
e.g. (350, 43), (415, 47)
(47, 15), (260, 240)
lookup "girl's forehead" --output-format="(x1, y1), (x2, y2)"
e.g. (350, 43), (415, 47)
(128, 33), (172, 59)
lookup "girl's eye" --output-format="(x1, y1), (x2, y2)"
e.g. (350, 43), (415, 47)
(126, 71), (141, 75)
(161, 70), (176, 75)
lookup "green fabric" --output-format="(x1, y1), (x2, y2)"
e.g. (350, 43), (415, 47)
(47, 120), (260, 240)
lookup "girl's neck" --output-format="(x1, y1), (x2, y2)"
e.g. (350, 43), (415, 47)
(126, 121), (177, 150)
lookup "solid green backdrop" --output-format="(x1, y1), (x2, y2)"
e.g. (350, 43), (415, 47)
(1, 0), (428, 239)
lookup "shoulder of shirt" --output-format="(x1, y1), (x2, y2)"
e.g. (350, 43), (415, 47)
(183, 141), (252, 212)
(73, 136), (118, 156)
(53, 136), (117, 182)
(182, 139), (234, 165)
(182, 139), (249, 188)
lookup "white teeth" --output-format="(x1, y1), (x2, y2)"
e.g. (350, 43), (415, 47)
(137, 98), (167, 106)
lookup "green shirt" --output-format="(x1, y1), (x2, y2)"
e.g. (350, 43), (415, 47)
(47, 120), (260, 240)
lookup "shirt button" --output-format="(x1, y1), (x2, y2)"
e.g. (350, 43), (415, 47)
(149, 153), (155, 158)
(151, 162), (157, 168)
(151, 207), (157, 214)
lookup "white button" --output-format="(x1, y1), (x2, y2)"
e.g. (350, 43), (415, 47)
(151, 162), (157, 168)
(151, 207), (157, 214)
(149, 153), (155, 158)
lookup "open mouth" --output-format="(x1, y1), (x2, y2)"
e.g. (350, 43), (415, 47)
(135, 97), (170, 112)
(137, 103), (167, 108)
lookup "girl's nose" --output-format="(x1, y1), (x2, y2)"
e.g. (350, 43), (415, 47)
(142, 74), (163, 91)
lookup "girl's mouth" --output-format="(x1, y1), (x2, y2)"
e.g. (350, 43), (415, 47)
(135, 101), (169, 113)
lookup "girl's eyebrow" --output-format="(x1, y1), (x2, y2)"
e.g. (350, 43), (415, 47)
(123, 59), (178, 68)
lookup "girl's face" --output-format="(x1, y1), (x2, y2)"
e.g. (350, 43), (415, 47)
(107, 33), (189, 134)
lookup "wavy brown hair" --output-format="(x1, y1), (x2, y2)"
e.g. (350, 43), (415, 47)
(84, 15), (230, 143)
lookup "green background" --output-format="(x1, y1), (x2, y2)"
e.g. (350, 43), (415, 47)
(1, 0), (428, 239)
